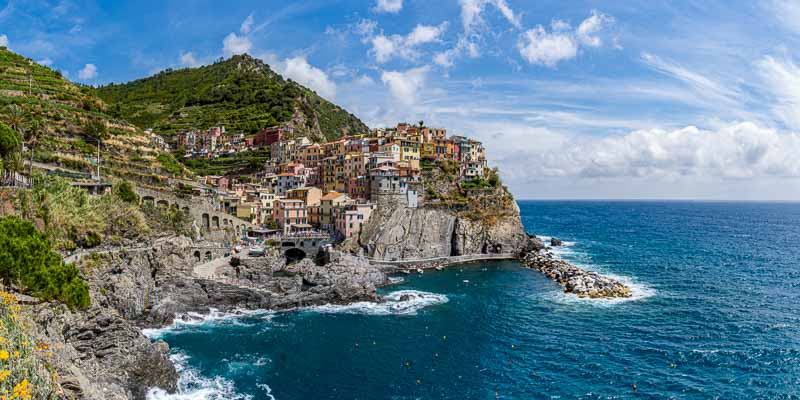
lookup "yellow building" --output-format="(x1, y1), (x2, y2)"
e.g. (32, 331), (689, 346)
(399, 140), (421, 170)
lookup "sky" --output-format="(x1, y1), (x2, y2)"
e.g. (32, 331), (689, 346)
(3, 0), (800, 200)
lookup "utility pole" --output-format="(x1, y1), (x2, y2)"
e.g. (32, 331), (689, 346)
(96, 139), (101, 181)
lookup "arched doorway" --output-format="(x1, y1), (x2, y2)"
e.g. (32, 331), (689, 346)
(202, 213), (210, 230)
(193, 251), (201, 262)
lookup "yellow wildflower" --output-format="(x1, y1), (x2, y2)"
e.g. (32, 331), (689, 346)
(0, 370), (9, 381)
(0, 351), (9, 361)
(10, 378), (30, 400)
(12, 352), (18, 358)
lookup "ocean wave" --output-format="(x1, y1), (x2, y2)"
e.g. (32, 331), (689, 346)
(536, 236), (656, 305)
(143, 308), (274, 339)
(146, 352), (274, 400)
(306, 290), (448, 316)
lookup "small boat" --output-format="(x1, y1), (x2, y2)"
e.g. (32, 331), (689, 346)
(416, 268), (424, 274)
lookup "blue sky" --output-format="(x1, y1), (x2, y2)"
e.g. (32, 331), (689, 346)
(3, 0), (800, 200)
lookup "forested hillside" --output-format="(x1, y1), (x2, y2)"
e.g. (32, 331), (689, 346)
(96, 54), (368, 142)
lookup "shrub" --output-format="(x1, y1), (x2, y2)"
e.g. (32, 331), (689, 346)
(114, 180), (139, 204)
(0, 216), (90, 309)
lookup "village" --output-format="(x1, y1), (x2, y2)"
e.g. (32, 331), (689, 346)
(166, 122), (489, 246)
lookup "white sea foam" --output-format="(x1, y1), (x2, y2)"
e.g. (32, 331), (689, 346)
(143, 308), (273, 339)
(387, 276), (405, 284)
(307, 290), (449, 316)
(536, 236), (656, 305)
(146, 352), (275, 400)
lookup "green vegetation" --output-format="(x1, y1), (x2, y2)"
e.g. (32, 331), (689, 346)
(141, 203), (193, 238)
(0, 216), (90, 309)
(17, 174), (149, 250)
(181, 149), (270, 176)
(114, 180), (139, 203)
(0, 48), (183, 185)
(0, 120), (20, 171)
(156, 153), (184, 176)
(95, 54), (368, 141)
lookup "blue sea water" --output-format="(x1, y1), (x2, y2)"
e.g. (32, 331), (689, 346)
(146, 201), (800, 399)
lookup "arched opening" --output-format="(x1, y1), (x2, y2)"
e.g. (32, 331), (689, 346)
(142, 196), (155, 206)
(182, 206), (190, 215)
(284, 248), (307, 263)
(223, 219), (229, 226)
(202, 213), (210, 230)
(157, 199), (169, 209)
(212, 216), (220, 229)
(193, 251), (201, 262)
(204, 251), (212, 261)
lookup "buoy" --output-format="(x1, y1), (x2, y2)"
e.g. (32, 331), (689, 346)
(632, 383), (637, 392)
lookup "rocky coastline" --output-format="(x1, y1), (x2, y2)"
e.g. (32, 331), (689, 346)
(521, 247), (632, 299)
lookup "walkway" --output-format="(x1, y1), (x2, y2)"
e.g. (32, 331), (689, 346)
(367, 252), (518, 267)
(193, 255), (232, 279)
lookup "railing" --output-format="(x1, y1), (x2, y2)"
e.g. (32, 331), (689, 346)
(367, 252), (518, 266)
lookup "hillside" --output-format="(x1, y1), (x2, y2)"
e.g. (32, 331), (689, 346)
(95, 54), (368, 142)
(0, 48), (190, 184)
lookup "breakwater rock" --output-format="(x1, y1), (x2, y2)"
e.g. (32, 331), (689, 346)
(522, 251), (632, 299)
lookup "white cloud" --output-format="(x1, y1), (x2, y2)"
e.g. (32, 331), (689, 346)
(459, 0), (521, 33)
(518, 11), (615, 67)
(434, 37), (479, 68)
(240, 13), (254, 34)
(380, 66), (429, 105)
(756, 55), (800, 129)
(354, 19), (378, 38)
(78, 63), (97, 80)
(36, 57), (52, 66)
(0, 34), (7, 48)
(223, 33), (252, 56)
(576, 10), (614, 47)
(282, 56), (337, 99)
(179, 51), (201, 67)
(641, 52), (740, 105)
(368, 23), (447, 63)
(373, 0), (403, 14)
(481, 121), (800, 185)
(518, 26), (577, 67)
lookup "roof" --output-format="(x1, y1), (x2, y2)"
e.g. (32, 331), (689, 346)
(321, 191), (345, 200)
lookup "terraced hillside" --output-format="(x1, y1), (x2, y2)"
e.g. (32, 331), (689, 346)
(0, 48), (189, 185)
(95, 54), (368, 142)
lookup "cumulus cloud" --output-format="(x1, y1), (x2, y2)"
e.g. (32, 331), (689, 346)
(0, 34), (7, 48)
(460, 0), (521, 32)
(78, 63), (97, 80)
(518, 26), (577, 68)
(492, 122), (800, 181)
(373, 0), (403, 13)
(380, 66), (429, 105)
(770, 0), (800, 34)
(756, 55), (800, 129)
(367, 23), (448, 63)
(179, 51), (201, 67)
(240, 13), (254, 34)
(282, 56), (337, 99)
(576, 10), (614, 47)
(223, 32), (252, 56)
(518, 11), (614, 67)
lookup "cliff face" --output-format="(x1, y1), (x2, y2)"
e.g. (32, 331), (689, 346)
(358, 197), (531, 261)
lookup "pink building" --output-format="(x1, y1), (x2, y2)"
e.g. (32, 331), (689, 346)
(272, 199), (308, 234)
(335, 203), (377, 239)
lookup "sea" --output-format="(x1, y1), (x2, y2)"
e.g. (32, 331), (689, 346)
(144, 201), (800, 399)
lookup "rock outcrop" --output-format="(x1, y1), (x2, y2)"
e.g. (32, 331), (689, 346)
(26, 236), (388, 399)
(522, 250), (632, 298)
(358, 200), (530, 261)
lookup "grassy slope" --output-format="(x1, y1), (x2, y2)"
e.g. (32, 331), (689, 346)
(95, 54), (369, 142)
(0, 48), (189, 184)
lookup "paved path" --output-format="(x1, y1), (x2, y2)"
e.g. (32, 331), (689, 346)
(367, 253), (518, 267)
(193, 255), (232, 279)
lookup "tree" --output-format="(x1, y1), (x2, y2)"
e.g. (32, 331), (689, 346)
(0, 121), (21, 173)
(3, 105), (25, 135)
(25, 118), (44, 178)
(84, 117), (108, 140)
(0, 216), (90, 309)
(114, 180), (139, 203)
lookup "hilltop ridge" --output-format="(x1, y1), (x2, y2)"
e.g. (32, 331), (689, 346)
(95, 54), (368, 143)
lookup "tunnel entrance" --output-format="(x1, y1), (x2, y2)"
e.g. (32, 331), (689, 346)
(284, 248), (307, 263)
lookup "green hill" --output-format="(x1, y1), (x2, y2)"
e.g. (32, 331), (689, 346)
(0, 47), (190, 185)
(95, 54), (368, 142)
